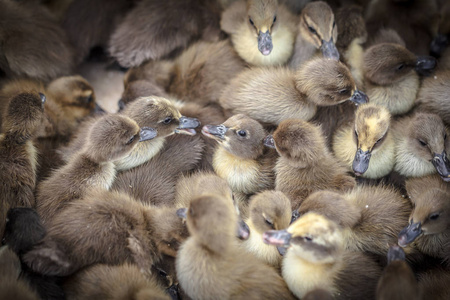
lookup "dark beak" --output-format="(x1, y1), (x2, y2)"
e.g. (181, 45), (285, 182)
(117, 99), (125, 112)
(291, 210), (300, 224)
(263, 229), (291, 247)
(349, 90), (369, 105)
(352, 148), (371, 176)
(94, 103), (106, 115)
(432, 151), (450, 182)
(139, 127), (158, 142)
(398, 221), (422, 247)
(176, 208), (187, 219)
(201, 124), (228, 140)
(415, 56), (437, 76)
(258, 30), (273, 56)
(430, 33), (449, 57)
(175, 116), (200, 136)
(237, 219), (250, 240)
(321, 39), (340, 61)
(387, 245), (406, 263)
(39, 93), (46, 104)
(263, 135), (276, 149)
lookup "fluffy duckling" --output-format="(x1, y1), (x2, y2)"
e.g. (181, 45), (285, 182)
(64, 263), (170, 300)
(0, 0), (74, 81)
(0, 92), (45, 238)
(221, 0), (297, 66)
(393, 113), (450, 181)
(297, 185), (412, 256)
(289, 1), (339, 69)
(376, 245), (420, 300)
(363, 42), (437, 115)
(263, 212), (381, 299)
(417, 267), (450, 300)
(25, 189), (188, 277)
(108, 0), (222, 68)
(36, 114), (157, 223)
(266, 119), (355, 209)
(219, 58), (368, 126)
(242, 190), (291, 268)
(176, 193), (295, 300)
(333, 103), (395, 179)
(398, 175), (450, 263)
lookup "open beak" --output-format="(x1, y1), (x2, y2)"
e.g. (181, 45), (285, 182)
(432, 151), (450, 182)
(201, 124), (228, 140)
(349, 90), (369, 105)
(321, 39), (340, 61)
(139, 127), (158, 142)
(258, 30), (273, 56)
(352, 148), (371, 176)
(263, 135), (276, 149)
(398, 221), (422, 247)
(415, 56), (437, 76)
(174, 116), (200, 136)
(387, 245), (406, 263)
(237, 219), (250, 240)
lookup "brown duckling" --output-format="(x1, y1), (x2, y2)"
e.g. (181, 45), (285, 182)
(392, 113), (450, 181)
(221, 0), (297, 66)
(176, 193), (295, 300)
(289, 1), (339, 69)
(36, 114), (157, 223)
(363, 42), (436, 115)
(219, 58), (368, 126)
(0, 92), (45, 238)
(417, 267), (450, 300)
(376, 245), (420, 300)
(108, 0), (222, 68)
(266, 119), (355, 209)
(333, 103), (395, 179)
(64, 263), (170, 300)
(242, 190), (291, 268)
(25, 189), (188, 277)
(263, 212), (382, 299)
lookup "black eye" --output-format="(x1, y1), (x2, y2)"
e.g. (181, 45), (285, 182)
(375, 137), (382, 144)
(237, 130), (247, 137)
(429, 213), (440, 220)
(339, 89), (349, 95)
(163, 117), (172, 124)
(126, 135), (136, 145)
(249, 17), (254, 26)
(273, 16), (277, 23)
(354, 130), (358, 138)
(308, 26), (317, 34)
(265, 218), (274, 226)
(419, 140), (427, 147)
(444, 133), (447, 140)
(332, 20), (336, 28)
(304, 236), (313, 242)
(397, 64), (405, 70)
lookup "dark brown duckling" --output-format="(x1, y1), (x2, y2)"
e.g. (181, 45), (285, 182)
(266, 119), (355, 209)
(0, 92), (45, 238)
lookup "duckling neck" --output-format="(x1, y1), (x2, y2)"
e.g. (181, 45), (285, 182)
(394, 138), (436, 177)
(243, 220), (281, 267)
(114, 137), (166, 171)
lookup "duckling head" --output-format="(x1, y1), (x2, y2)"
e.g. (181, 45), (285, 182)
(295, 58), (368, 106)
(352, 104), (391, 176)
(263, 212), (343, 264)
(249, 191), (292, 234)
(247, 0), (278, 56)
(2, 92), (45, 142)
(335, 5), (367, 51)
(84, 114), (157, 163)
(122, 96), (200, 138)
(202, 114), (266, 160)
(299, 1), (339, 60)
(398, 187), (450, 247)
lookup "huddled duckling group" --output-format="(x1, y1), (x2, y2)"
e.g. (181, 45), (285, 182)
(1, 0), (450, 299)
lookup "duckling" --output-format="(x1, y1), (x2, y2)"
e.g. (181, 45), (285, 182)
(219, 58), (368, 126)
(0, 0), (74, 81)
(25, 189), (188, 277)
(0, 92), (45, 238)
(64, 263), (170, 300)
(221, 0), (297, 66)
(202, 114), (277, 213)
(288, 1), (339, 69)
(392, 113), (450, 181)
(333, 103), (395, 179)
(36, 114), (157, 223)
(176, 193), (295, 300)
(398, 175), (450, 263)
(108, 0), (222, 68)
(363, 42), (437, 115)
(297, 185), (412, 256)
(376, 245), (420, 300)
(263, 212), (382, 299)
(417, 267), (450, 300)
(266, 119), (355, 209)
(121, 80), (168, 106)
(241, 190), (291, 268)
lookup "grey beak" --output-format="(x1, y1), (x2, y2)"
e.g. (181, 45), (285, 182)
(237, 219), (250, 240)
(176, 208), (187, 219)
(387, 245), (406, 263)
(321, 39), (340, 61)
(263, 135), (276, 149)
(349, 90), (369, 105)
(432, 151), (450, 182)
(177, 116), (200, 129)
(201, 124), (228, 140)
(258, 30), (273, 56)
(352, 148), (371, 176)
(398, 221), (422, 247)
(39, 93), (46, 104)
(263, 229), (292, 247)
(139, 127), (158, 142)
(415, 56), (437, 76)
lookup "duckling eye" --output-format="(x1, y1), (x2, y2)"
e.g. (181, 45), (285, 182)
(265, 218), (274, 228)
(163, 117), (173, 124)
(308, 26), (317, 34)
(444, 133), (447, 140)
(397, 64), (405, 71)
(418, 139), (427, 147)
(249, 17), (254, 26)
(126, 135), (136, 145)
(86, 94), (94, 104)
(304, 236), (313, 242)
(237, 130), (247, 137)
(332, 20), (336, 28)
(375, 137), (382, 145)
(354, 130), (358, 139)
(338, 89), (349, 95)
(429, 213), (440, 220)
(273, 16), (277, 23)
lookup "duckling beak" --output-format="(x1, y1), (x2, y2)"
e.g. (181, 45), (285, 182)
(237, 219), (250, 240)
(139, 127), (158, 142)
(175, 116), (200, 136)
(415, 56), (437, 76)
(349, 90), (369, 105)
(263, 135), (276, 149)
(352, 148), (371, 176)
(321, 39), (340, 61)
(398, 221), (422, 247)
(201, 124), (228, 140)
(263, 229), (291, 247)
(430, 33), (449, 57)
(291, 210), (300, 224)
(39, 93), (46, 105)
(431, 151), (450, 182)
(176, 208), (187, 219)
(387, 245), (406, 263)
(258, 30), (273, 56)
